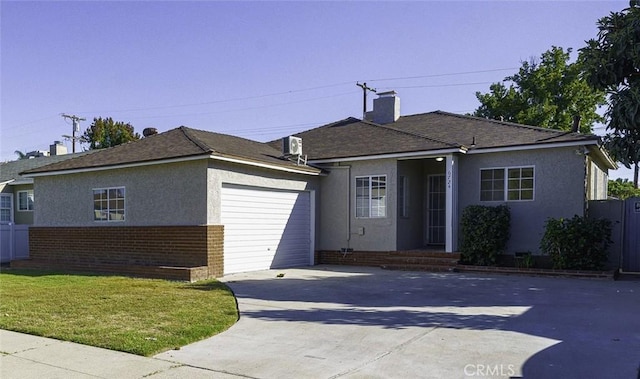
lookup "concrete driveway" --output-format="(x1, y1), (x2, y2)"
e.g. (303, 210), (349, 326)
(155, 266), (640, 379)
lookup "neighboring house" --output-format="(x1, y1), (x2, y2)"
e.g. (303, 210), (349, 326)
(15, 92), (616, 280)
(0, 142), (90, 263)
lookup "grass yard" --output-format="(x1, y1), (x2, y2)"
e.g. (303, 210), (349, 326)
(0, 269), (238, 356)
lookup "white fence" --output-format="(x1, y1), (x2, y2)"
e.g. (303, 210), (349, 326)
(0, 224), (29, 263)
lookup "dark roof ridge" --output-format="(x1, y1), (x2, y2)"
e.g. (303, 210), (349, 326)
(321, 116), (462, 149)
(289, 117), (363, 138)
(178, 126), (215, 153)
(368, 117), (461, 148)
(427, 110), (599, 139)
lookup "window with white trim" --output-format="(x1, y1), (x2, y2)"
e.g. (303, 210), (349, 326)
(356, 175), (387, 218)
(480, 167), (534, 201)
(0, 194), (12, 223)
(93, 187), (125, 221)
(18, 190), (34, 211)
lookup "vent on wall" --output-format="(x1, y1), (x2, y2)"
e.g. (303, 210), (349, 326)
(282, 136), (303, 156)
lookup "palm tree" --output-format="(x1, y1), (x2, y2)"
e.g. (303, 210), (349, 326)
(14, 150), (27, 160)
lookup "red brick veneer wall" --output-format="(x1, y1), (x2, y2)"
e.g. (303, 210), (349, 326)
(317, 250), (394, 266)
(26, 226), (224, 280)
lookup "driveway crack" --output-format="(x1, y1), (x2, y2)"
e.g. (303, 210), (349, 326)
(327, 326), (439, 378)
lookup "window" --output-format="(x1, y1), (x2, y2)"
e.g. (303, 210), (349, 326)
(356, 175), (386, 218)
(480, 167), (534, 201)
(1, 194), (12, 223)
(480, 169), (505, 201)
(18, 190), (34, 211)
(398, 176), (409, 218)
(507, 167), (534, 201)
(93, 187), (125, 221)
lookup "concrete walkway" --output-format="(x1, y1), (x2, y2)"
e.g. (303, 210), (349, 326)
(2, 266), (640, 378)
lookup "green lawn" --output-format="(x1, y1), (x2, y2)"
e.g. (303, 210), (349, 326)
(0, 269), (238, 356)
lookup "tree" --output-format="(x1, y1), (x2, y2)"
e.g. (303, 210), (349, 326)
(83, 117), (140, 150)
(14, 150), (27, 160)
(474, 46), (606, 133)
(608, 178), (640, 199)
(579, 2), (640, 187)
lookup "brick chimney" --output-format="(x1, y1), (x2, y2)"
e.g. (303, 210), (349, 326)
(365, 91), (400, 124)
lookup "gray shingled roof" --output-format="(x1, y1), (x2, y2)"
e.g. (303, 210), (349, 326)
(1, 152), (93, 183)
(270, 117), (461, 160)
(21, 112), (608, 176)
(270, 111), (602, 161)
(22, 127), (321, 175)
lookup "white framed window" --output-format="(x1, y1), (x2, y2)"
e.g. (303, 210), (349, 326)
(93, 187), (125, 222)
(480, 166), (534, 202)
(17, 190), (34, 211)
(398, 175), (409, 218)
(356, 175), (386, 218)
(0, 194), (13, 223)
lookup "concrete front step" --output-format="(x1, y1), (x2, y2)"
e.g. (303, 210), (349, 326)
(381, 264), (459, 273)
(385, 256), (460, 266)
(382, 252), (461, 273)
(390, 251), (461, 259)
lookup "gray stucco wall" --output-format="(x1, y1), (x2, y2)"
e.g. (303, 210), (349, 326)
(33, 158), (321, 252)
(317, 159), (397, 252)
(458, 147), (587, 254)
(396, 160), (426, 250)
(205, 160), (319, 225)
(588, 156), (609, 200)
(317, 165), (350, 251)
(33, 160), (209, 226)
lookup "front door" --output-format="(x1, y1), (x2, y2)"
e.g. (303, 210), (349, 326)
(426, 175), (446, 245)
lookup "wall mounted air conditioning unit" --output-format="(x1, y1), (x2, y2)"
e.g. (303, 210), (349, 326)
(283, 136), (302, 156)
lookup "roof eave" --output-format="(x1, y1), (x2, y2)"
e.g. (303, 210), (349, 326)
(210, 153), (322, 176)
(465, 139), (602, 155)
(21, 152), (321, 178)
(308, 147), (466, 164)
(21, 154), (211, 178)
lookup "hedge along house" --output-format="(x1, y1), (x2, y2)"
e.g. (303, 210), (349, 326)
(16, 127), (321, 281)
(276, 92), (616, 265)
(15, 91), (616, 280)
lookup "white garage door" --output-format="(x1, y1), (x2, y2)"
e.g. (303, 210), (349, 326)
(221, 185), (312, 274)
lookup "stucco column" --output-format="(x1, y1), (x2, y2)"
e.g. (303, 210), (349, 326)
(445, 154), (458, 252)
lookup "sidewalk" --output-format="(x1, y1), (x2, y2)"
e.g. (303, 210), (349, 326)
(0, 330), (237, 379)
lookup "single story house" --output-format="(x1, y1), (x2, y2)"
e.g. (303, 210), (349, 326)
(0, 143), (90, 263)
(14, 92), (616, 280)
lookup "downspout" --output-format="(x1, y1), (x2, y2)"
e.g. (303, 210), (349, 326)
(585, 152), (591, 216)
(346, 164), (351, 249)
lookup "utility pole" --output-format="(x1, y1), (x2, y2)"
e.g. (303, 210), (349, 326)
(61, 114), (86, 153)
(356, 82), (376, 120)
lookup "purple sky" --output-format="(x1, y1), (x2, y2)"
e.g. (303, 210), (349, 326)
(1, 0), (633, 180)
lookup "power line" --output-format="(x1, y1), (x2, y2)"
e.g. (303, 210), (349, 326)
(73, 67), (517, 115)
(76, 81), (355, 115)
(60, 114), (86, 153)
(378, 81), (495, 90)
(6, 67), (519, 132)
(365, 67), (518, 82)
(101, 90), (359, 121)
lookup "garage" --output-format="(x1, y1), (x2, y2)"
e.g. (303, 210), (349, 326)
(221, 185), (313, 274)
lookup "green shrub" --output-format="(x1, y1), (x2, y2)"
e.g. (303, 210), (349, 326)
(540, 215), (611, 270)
(460, 205), (510, 266)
